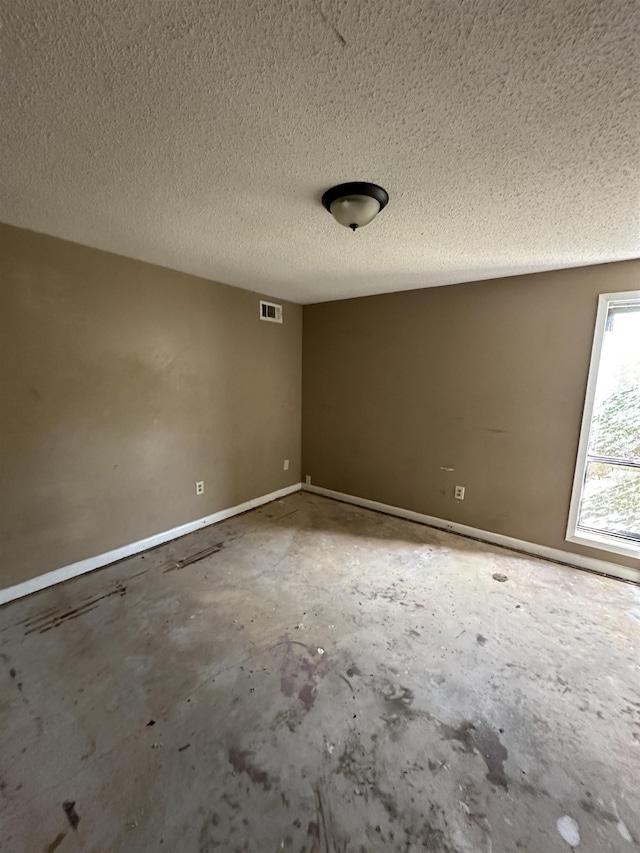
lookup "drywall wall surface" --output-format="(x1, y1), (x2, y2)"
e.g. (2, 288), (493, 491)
(0, 224), (302, 587)
(302, 261), (640, 571)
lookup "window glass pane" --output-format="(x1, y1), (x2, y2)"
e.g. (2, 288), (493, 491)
(588, 306), (640, 463)
(577, 461), (640, 540)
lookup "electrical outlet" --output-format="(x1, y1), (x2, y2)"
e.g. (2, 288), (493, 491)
(283, 459), (289, 471)
(305, 475), (312, 485)
(196, 480), (204, 496)
(454, 485), (465, 500)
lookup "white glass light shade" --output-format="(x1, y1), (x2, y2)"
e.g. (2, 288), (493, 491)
(329, 194), (381, 229)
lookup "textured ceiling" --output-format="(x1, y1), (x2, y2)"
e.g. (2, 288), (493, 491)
(1, 0), (638, 303)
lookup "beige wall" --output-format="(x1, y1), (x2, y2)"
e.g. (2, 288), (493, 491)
(2, 222), (636, 588)
(0, 224), (302, 587)
(302, 261), (640, 571)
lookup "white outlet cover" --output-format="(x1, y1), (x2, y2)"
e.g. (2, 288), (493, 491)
(283, 459), (289, 471)
(305, 475), (312, 485)
(454, 485), (465, 500)
(196, 480), (204, 495)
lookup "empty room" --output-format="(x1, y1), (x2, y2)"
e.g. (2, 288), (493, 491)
(1, 1), (639, 851)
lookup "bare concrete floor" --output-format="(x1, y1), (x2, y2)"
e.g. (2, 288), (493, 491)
(0, 492), (639, 853)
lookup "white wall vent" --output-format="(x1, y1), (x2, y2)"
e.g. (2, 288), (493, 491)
(259, 300), (283, 323)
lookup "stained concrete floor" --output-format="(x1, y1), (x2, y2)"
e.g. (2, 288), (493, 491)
(0, 492), (639, 853)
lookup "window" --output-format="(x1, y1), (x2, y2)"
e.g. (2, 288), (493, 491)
(567, 291), (640, 560)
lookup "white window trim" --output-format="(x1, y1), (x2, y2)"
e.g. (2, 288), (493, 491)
(566, 290), (640, 560)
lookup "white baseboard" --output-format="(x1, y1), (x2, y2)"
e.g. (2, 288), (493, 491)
(303, 484), (639, 585)
(0, 483), (303, 606)
(4, 480), (635, 606)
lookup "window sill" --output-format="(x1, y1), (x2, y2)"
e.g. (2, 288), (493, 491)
(566, 530), (640, 561)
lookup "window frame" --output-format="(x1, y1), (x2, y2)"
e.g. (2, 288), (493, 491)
(566, 290), (640, 560)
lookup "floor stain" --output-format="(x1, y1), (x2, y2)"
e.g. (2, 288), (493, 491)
(381, 681), (415, 716)
(46, 832), (66, 852)
(8, 666), (23, 691)
(441, 721), (509, 789)
(163, 542), (224, 573)
(298, 681), (316, 710)
(62, 800), (80, 830)
(474, 725), (509, 789)
(580, 798), (618, 823)
(227, 746), (272, 791)
(336, 730), (457, 851)
(310, 783), (346, 853)
(24, 587), (127, 635)
(198, 813), (221, 852)
(276, 635), (325, 716)
(339, 673), (355, 696)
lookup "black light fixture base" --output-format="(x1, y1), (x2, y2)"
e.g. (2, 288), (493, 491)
(321, 182), (389, 213)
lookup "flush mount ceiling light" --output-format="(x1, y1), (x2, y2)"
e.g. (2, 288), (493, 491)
(322, 182), (389, 231)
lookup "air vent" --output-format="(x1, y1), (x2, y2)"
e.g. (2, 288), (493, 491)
(260, 300), (283, 323)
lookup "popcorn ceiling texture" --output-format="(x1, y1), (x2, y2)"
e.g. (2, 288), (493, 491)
(1, 0), (638, 303)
